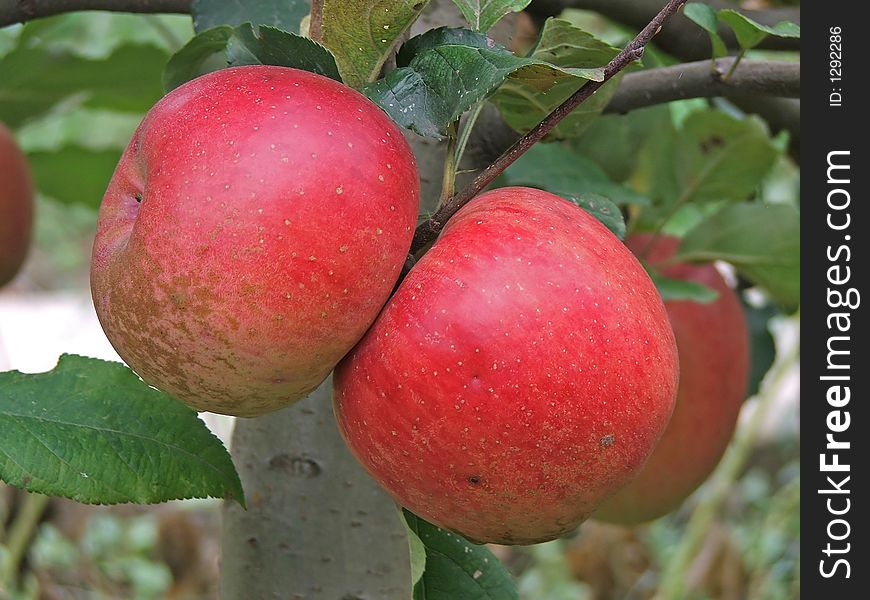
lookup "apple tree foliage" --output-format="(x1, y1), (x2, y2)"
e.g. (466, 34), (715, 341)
(0, 0), (799, 596)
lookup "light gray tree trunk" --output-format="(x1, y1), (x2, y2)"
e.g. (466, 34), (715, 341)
(220, 377), (411, 600)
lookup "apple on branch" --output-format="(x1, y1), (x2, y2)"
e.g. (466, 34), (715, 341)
(0, 122), (34, 288)
(334, 187), (679, 545)
(91, 66), (419, 417)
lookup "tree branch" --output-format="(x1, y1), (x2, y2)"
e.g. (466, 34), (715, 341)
(527, 0), (800, 62)
(0, 0), (191, 27)
(410, 0), (689, 253)
(606, 57), (799, 114)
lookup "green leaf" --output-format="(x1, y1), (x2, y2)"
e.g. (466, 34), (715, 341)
(225, 23), (341, 76)
(451, 0), (533, 32)
(674, 111), (780, 205)
(319, 0), (431, 88)
(647, 270), (719, 304)
(500, 143), (648, 207)
(563, 193), (626, 240)
(363, 26), (602, 138)
(0, 43), (169, 128)
(401, 509), (427, 586)
(632, 116), (680, 204)
(0, 355), (244, 506)
(13, 13), (191, 60)
(743, 301), (777, 398)
(28, 146), (122, 209)
(192, 0), (311, 33)
(164, 23), (340, 91)
(637, 110), (780, 209)
(718, 9), (800, 51)
(404, 510), (517, 600)
(676, 203), (799, 307)
(683, 2), (727, 57)
(570, 105), (670, 182)
(490, 18), (623, 139)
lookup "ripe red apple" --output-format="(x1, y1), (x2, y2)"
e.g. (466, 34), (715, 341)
(594, 233), (749, 524)
(333, 187), (678, 544)
(0, 122), (34, 287)
(91, 66), (419, 416)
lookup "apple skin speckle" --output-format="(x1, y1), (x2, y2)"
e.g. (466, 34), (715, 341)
(334, 187), (678, 545)
(91, 66), (419, 417)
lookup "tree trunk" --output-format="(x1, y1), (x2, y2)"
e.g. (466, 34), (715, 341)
(220, 376), (411, 599)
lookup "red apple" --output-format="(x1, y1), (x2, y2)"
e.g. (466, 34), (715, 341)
(91, 66), (419, 416)
(0, 122), (34, 287)
(594, 234), (749, 524)
(333, 187), (678, 544)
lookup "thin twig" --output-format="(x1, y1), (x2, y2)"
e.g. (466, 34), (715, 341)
(409, 0), (690, 254)
(454, 102), (485, 170)
(308, 0), (324, 43)
(0, 493), (50, 592)
(439, 120), (459, 208)
(722, 49), (746, 81)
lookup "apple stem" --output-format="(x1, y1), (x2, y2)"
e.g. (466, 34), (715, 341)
(454, 102), (485, 171)
(438, 120), (459, 207)
(720, 49), (746, 81)
(409, 0), (690, 254)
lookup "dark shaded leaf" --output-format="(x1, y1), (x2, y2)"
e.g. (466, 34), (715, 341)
(164, 23), (340, 91)
(362, 27), (601, 138)
(192, 0), (310, 34)
(563, 193), (626, 239)
(405, 510), (517, 600)
(743, 301), (777, 398)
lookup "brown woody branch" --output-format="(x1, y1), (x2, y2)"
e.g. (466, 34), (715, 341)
(409, 0), (689, 253)
(0, 0), (191, 27)
(606, 57), (799, 113)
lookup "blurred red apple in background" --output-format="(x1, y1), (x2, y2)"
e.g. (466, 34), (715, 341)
(91, 66), (419, 416)
(594, 233), (749, 524)
(0, 122), (34, 288)
(334, 187), (678, 544)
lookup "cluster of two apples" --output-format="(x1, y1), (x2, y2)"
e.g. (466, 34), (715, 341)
(92, 66), (747, 543)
